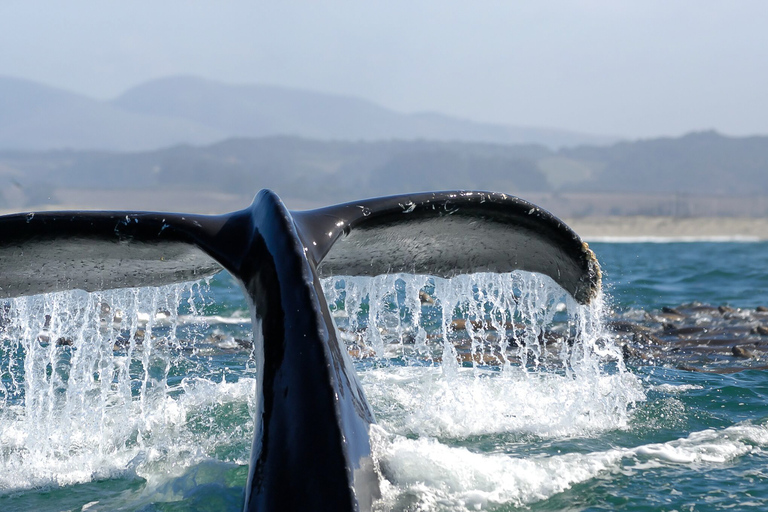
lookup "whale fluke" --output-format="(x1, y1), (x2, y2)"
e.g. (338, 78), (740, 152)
(293, 191), (600, 304)
(0, 190), (600, 511)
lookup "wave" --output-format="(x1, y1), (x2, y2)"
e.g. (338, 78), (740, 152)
(373, 421), (768, 510)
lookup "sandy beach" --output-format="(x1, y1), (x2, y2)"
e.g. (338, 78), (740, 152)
(566, 216), (768, 241)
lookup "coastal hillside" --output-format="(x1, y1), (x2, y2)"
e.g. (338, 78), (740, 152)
(0, 132), (766, 216)
(0, 76), (224, 151)
(560, 131), (768, 196)
(0, 75), (613, 152)
(0, 138), (551, 210)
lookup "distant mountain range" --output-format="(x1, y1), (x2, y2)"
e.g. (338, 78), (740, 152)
(2, 73), (765, 217)
(0, 75), (617, 151)
(1, 131), (767, 217)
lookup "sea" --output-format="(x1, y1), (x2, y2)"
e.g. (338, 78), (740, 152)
(2, 241), (768, 512)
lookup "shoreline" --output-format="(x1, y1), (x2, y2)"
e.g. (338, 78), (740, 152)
(565, 216), (768, 242)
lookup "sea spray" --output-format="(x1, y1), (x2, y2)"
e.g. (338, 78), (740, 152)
(324, 272), (644, 437)
(324, 271), (627, 373)
(1, 270), (644, 509)
(369, 420), (768, 511)
(0, 281), (257, 493)
(324, 271), (646, 510)
(1, 243), (767, 511)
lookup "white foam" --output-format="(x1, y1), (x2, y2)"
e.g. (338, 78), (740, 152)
(372, 427), (625, 510)
(362, 365), (644, 439)
(332, 272), (644, 440)
(178, 313), (251, 326)
(0, 270), (648, 505)
(0, 283), (256, 495)
(0, 375), (256, 493)
(632, 423), (768, 465)
(651, 383), (704, 393)
(372, 422), (768, 510)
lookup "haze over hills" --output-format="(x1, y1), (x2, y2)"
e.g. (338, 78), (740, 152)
(560, 131), (768, 195)
(0, 138), (550, 209)
(0, 76), (225, 151)
(0, 75), (617, 152)
(1, 131), (766, 217)
(3, 74), (767, 218)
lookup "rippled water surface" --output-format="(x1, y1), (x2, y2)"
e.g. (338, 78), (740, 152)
(2, 242), (768, 511)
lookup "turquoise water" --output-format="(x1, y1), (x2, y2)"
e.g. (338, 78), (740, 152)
(2, 242), (768, 511)
(596, 242), (768, 310)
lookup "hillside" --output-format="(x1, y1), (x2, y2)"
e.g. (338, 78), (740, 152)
(112, 76), (616, 148)
(560, 131), (768, 196)
(0, 76), (225, 151)
(0, 75), (615, 151)
(0, 132), (767, 217)
(0, 138), (551, 210)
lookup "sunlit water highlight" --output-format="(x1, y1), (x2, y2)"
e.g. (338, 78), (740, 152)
(0, 281), (257, 511)
(325, 273), (644, 510)
(1, 243), (768, 511)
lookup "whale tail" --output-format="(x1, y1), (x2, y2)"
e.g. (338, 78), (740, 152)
(0, 190), (600, 512)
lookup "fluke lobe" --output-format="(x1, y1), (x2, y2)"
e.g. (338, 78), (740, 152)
(0, 190), (600, 511)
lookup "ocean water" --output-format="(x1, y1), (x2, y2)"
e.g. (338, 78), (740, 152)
(2, 241), (768, 511)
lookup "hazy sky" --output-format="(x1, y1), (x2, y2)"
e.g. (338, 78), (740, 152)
(2, 1), (768, 139)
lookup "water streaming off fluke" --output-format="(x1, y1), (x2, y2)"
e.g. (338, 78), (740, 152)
(324, 272), (644, 510)
(0, 279), (257, 495)
(0, 271), (645, 510)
